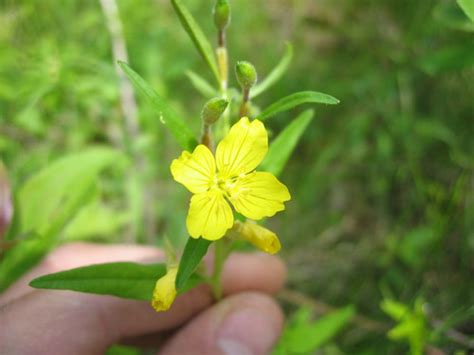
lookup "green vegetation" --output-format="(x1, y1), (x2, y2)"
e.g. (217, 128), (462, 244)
(1, 0), (473, 353)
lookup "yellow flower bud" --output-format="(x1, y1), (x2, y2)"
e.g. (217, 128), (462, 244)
(151, 267), (178, 312)
(237, 221), (281, 254)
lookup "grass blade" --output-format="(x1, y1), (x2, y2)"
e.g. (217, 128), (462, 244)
(119, 61), (197, 151)
(251, 42), (293, 99)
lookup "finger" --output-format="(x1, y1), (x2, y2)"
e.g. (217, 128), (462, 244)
(0, 253), (286, 354)
(0, 242), (164, 305)
(159, 292), (284, 355)
(222, 252), (286, 296)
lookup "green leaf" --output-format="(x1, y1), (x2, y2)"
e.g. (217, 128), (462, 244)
(0, 235), (49, 291)
(176, 237), (211, 290)
(185, 70), (218, 98)
(30, 261), (204, 300)
(0, 181), (98, 291)
(0, 148), (119, 291)
(458, 0), (474, 22)
(251, 43), (293, 99)
(106, 345), (140, 355)
(433, 2), (474, 32)
(380, 298), (427, 355)
(418, 45), (474, 75)
(170, 0), (220, 83)
(261, 109), (314, 177)
(30, 262), (166, 300)
(118, 61), (197, 151)
(380, 299), (409, 321)
(275, 306), (355, 354)
(63, 202), (129, 241)
(258, 91), (339, 121)
(18, 147), (123, 236)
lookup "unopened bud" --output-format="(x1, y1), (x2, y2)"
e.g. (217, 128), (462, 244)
(151, 266), (178, 312)
(235, 61), (257, 90)
(213, 0), (231, 31)
(201, 97), (229, 125)
(233, 221), (281, 255)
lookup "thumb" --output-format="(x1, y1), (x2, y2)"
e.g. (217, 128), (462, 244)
(159, 292), (284, 355)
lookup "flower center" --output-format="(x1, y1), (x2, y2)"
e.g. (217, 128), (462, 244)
(212, 174), (239, 196)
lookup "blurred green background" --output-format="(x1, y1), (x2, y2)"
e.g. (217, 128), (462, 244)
(1, 0), (473, 353)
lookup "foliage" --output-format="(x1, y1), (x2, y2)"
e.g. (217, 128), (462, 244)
(274, 306), (355, 354)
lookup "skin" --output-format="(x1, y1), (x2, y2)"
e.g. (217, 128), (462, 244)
(0, 243), (287, 355)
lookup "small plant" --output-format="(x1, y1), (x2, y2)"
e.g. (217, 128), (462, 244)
(2, 0), (338, 316)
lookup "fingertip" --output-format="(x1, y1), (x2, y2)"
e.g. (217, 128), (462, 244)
(223, 252), (287, 295)
(159, 292), (284, 355)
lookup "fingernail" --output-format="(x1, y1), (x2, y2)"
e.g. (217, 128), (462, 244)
(217, 308), (279, 355)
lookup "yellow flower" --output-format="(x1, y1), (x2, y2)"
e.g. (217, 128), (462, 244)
(151, 267), (178, 312)
(171, 117), (291, 241)
(234, 220), (281, 254)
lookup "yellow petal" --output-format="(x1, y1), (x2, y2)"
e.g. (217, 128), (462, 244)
(186, 190), (233, 241)
(151, 267), (178, 312)
(215, 117), (268, 178)
(170, 145), (216, 194)
(229, 171), (291, 220)
(237, 221), (281, 254)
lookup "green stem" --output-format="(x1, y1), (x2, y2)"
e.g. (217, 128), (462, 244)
(211, 239), (226, 300)
(215, 44), (230, 139)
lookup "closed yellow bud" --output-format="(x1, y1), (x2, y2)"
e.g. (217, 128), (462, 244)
(151, 267), (178, 312)
(236, 221), (281, 254)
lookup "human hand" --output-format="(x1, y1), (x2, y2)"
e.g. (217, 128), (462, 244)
(0, 243), (286, 355)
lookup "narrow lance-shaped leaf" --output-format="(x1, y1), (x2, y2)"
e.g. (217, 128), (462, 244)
(30, 262), (167, 301)
(119, 61), (198, 151)
(258, 91), (339, 122)
(251, 42), (293, 99)
(176, 237), (211, 290)
(30, 262), (204, 301)
(261, 109), (314, 177)
(170, 0), (220, 83)
(186, 70), (218, 98)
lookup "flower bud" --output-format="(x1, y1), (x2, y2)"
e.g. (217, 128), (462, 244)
(213, 0), (231, 31)
(151, 267), (178, 312)
(235, 61), (257, 90)
(201, 97), (229, 125)
(235, 221), (281, 254)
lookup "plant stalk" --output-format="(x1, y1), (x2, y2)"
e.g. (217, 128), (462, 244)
(211, 239), (226, 300)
